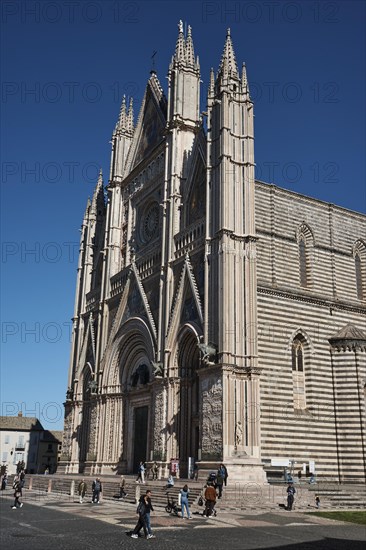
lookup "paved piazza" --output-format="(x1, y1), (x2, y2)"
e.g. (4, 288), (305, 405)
(1, 491), (365, 550)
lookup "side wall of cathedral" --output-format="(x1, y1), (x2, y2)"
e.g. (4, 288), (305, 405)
(256, 182), (366, 481)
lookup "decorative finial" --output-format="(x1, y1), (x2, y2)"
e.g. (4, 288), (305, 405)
(179, 20), (183, 33)
(151, 50), (157, 73)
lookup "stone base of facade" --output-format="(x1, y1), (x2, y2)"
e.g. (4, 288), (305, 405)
(198, 458), (267, 484)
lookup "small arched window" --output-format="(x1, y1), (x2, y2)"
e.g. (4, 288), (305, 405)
(297, 224), (314, 289)
(299, 238), (307, 288)
(353, 240), (366, 301)
(292, 336), (306, 409)
(355, 254), (363, 300)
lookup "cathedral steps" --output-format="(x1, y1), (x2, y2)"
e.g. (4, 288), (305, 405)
(8, 475), (366, 511)
(212, 483), (366, 512)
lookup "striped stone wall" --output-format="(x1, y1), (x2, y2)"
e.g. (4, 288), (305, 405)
(255, 181), (366, 480)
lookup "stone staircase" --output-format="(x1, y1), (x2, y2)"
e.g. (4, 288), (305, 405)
(5, 474), (365, 511)
(307, 484), (366, 510)
(209, 482), (366, 512)
(6, 474), (201, 509)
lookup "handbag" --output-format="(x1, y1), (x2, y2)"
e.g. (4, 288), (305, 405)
(198, 496), (203, 506)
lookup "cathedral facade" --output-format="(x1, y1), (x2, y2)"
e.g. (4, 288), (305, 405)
(60, 23), (366, 483)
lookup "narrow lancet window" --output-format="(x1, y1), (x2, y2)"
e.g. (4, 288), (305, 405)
(355, 254), (363, 300)
(292, 336), (306, 409)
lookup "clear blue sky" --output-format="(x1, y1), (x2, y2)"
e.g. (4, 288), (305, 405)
(1, 1), (365, 431)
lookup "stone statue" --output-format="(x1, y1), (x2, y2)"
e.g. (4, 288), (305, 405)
(198, 343), (217, 366)
(152, 362), (164, 377)
(235, 421), (243, 446)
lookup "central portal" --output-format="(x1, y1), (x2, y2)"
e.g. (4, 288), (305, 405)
(133, 406), (148, 473)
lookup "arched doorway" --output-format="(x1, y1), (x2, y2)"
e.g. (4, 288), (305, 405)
(106, 318), (155, 474)
(78, 365), (93, 472)
(177, 329), (200, 477)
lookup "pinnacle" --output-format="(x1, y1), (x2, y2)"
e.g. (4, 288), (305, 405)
(185, 24), (195, 66)
(116, 95), (127, 132)
(173, 20), (198, 71)
(209, 67), (215, 94)
(174, 19), (186, 62)
(241, 62), (250, 97)
(97, 168), (103, 184)
(127, 97), (134, 133)
(219, 28), (239, 77)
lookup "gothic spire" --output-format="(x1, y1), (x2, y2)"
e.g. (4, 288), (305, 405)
(116, 95), (127, 132)
(97, 167), (103, 184)
(90, 168), (105, 216)
(209, 67), (215, 95)
(185, 25), (195, 66)
(219, 28), (239, 78)
(174, 19), (186, 62)
(241, 62), (250, 97)
(127, 97), (134, 133)
(83, 197), (91, 222)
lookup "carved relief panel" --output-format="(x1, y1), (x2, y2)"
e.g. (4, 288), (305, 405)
(201, 375), (223, 460)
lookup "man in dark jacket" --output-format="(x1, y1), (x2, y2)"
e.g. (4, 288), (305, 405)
(92, 478), (102, 503)
(215, 470), (224, 498)
(286, 483), (296, 511)
(131, 494), (149, 538)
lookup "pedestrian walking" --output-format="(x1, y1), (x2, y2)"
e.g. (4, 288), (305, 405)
(220, 464), (228, 486)
(11, 482), (23, 509)
(136, 461), (145, 484)
(92, 477), (102, 503)
(131, 494), (149, 539)
(144, 490), (156, 539)
(215, 470), (224, 498)
(203, 482), (217, 517)
(180, 484), (192, 519)
(119, 475), (127, 498)
(78, 479), (87, 503)
(1, 473), (8, 490)
(315, 495), (320, 508)
(151, 461), (159, 480)
(286, 482), (296, 511)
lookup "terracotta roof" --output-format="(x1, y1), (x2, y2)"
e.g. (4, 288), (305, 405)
(0, 416), (44, 431)
(329, 323), (366, 341)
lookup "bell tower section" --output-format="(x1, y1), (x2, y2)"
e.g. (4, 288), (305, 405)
(205, 30), (265, 480)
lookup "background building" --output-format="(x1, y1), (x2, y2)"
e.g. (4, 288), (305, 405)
(60, 23), (366, 482)
(0, 413), (63, 474)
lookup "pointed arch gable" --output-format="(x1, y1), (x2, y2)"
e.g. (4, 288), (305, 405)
(166, 256), (203, 350)
(101, 264), (157, 378)
(183, 132), (207, 227)
(102, 317), (156, 391)
(75, 314), (96, 381)
(131, 262), (157, 340)
(125, 76), (167, 174)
